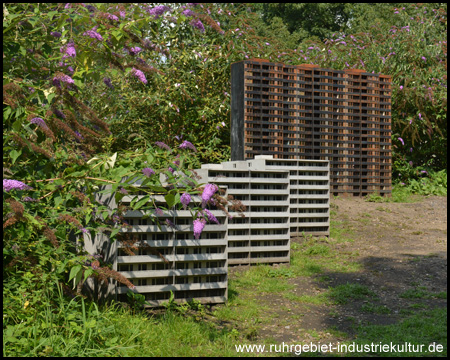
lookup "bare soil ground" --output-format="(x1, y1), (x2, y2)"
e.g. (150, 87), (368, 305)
(235, 195), (447, 344)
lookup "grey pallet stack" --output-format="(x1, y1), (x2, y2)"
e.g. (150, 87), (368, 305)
(196, 159), (291, 265)
(84, 187), (228, 307)
(252, 155), (330, 237)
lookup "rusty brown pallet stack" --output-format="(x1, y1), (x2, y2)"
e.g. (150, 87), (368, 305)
(231, 59), (392, 197)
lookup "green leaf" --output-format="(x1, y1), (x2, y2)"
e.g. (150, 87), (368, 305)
(84, 268), (94, 281)
(57, 260), (68, 274)
(54, 196), (63, 208)
(110, 228), (121, 239)
(165, 193), (176, 208)
(12, 119), (22, 132)
(74, 268), (83, 288)
(10, 149), (21, 164)
(134, 195), (150, 210)
(69, 265), (82, 282)
(4, 107), (11, 120)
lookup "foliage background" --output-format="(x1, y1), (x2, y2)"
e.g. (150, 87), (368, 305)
(2, 2), (447, 356)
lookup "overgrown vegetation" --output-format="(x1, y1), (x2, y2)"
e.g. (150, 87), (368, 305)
(3, 2), (447, 357)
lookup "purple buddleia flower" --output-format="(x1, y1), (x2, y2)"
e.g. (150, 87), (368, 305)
(22, 196), (38, 202)
(190, 19), (205, 32)
(119, 10), (126, 18)
(131, 68), (147, 84)
(155, 207), (164, 216)
(201, 184), (218, 206)
(142, 167), (155, 177)
(50, 31), (62, 38)
(85, 5), (96, 13)
(74, 131), (84, 140)
(178, 140), (197, 152)
(204, 209), (219, 224)
(182, 9), (195, 17)
(3, 179), (33, 192)
(155, 141), (171, 151)
(193, 218), (206, 239)
(52, 108), (65, 119)
(119, 187), (128, 194)
(180, 193), (191, 209)
(147, 5), (171, 18)
(103, 77), (114, 89)
(60, 40), (76, 59)
(106, 13), (119, 21)
(165, 219), (176, 229)
(80, 227), (89, 234)
(83, 28), (103, 41)
(129, 47), (142, 55)
(398, 137), (404, 146)
(30, 117), (49, 130)
(53, 73), (74, 85)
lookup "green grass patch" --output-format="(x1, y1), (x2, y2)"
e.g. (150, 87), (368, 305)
(327, 283), (377, 305)
(349, 307), (447, 357)
(283, 292), (330, 305)
(361, 303), (391, 314)
(330, 220), (355, 243)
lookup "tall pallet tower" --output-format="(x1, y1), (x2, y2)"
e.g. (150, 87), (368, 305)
(231, 59), (392, 197)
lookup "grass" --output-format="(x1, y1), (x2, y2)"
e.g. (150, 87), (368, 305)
(327, 283), (377, 305)
(366, 170), (447, 203)
(349, 307), (447, 357)
(4, 191), (446, 357)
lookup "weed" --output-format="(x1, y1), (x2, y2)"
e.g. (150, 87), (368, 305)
(399, 288), (431, 299)
(351, 308), (447, 357)
(327, 283), (377, 305)
(267, 267), (295, 278)
(361, 303), (391, 314)
(376, 206), (392, 213)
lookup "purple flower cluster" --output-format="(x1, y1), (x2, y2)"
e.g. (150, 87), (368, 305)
(60, 40), (76, 59)
(103, 77), (114, 89)
(53, 73), (74, 87)
(106, 13), (119, 21)
(30, 117), (49, 130)
(190, 19), (205, 33)
(204, 209), (219, 224)
(85, 5), (96, 13)
(201, 183), (218, 206)
(83, 27), (103, 42)
(155, 141), (171, 151)
(180, 192), (191, 209)
(52, 108), (65, 119)
(182, 9), (195, 17)
(131, 68), (147, 84)
(179, 140), (197, 152)
(165, 219), (176, 229)
(147, 5), (171, 18)
(142, 167), (155, 177)
(50, 31), (62, 38)
(193, 218), (206, 239)
(129, 47), (142, 55)
(3, 179), (33, 192)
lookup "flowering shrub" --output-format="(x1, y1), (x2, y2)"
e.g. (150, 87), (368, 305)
(2, 3), (245, 325)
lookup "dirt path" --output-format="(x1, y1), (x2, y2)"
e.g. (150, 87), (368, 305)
(250, 196), (447, 344)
